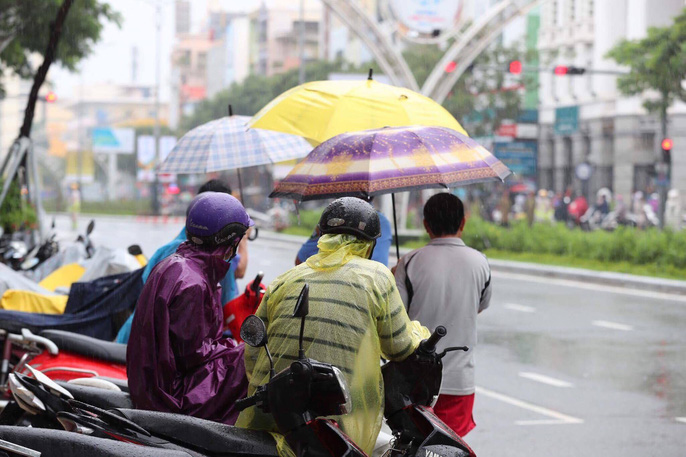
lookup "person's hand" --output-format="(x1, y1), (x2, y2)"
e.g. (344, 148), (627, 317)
(390, 264), (398, 275)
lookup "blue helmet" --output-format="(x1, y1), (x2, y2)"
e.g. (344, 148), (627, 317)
(186, 192), (254, 249)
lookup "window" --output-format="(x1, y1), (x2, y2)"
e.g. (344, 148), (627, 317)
(640, 132), (655, 151)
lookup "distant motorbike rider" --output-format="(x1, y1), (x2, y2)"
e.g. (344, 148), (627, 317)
(127, 192), (254, 424)
(236, 197), (430, 455)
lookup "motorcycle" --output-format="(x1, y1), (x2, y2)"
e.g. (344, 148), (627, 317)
(1, 284), (475, 457)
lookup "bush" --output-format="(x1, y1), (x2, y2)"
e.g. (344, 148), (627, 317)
(462, 217), (686, 270)
(0, 179), (37, 233)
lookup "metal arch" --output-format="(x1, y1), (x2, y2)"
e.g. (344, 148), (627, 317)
(320, 0), (419, 91)
(421, 0), (546, 104)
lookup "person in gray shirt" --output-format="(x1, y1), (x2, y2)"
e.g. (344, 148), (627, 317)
(393, 192), (491, 437)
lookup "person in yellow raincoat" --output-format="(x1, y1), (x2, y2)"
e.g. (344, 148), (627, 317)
(236, 197), (430, 457)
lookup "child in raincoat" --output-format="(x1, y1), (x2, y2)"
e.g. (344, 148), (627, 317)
(236, 197), (430, 456)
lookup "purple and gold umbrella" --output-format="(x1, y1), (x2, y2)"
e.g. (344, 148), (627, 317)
(270, 126), (511, 201)
(270, 126), (512, 259)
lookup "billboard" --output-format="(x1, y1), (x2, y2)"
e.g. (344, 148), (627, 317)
(493, 141), (537, 177)
(137, 135), (177, 182)
(390, 0), (463, 35)
(91, 127), (135, 154)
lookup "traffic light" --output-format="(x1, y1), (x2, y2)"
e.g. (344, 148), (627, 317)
(662, 138), (673, 164)
(444, 61), (457, 73)
(554, 65), (586, 75)
(45, 91), (57, 103)
(509, 60), (522, 74)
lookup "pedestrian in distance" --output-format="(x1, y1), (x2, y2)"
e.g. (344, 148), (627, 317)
(393, 192), (492, 437)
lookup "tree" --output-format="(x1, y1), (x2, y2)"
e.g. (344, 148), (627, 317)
(606, 9), (686, 133)
(606, 8), (686, 224)
(0, 0), (121, 96)
(180, 59), (351, 133)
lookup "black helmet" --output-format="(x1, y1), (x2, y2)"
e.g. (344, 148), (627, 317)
(317, 197), (380, 241)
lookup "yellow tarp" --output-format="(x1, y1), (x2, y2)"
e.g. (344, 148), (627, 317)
(236, 234), (429, 457)
(38, 263), (85, 292)
(1, 290), (68, 314)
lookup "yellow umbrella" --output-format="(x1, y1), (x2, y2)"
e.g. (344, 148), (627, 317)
(248, 71), (467, 145)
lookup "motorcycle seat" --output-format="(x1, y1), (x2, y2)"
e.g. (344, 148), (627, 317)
(116, 409), (279, 457)
(0, 426), (193, 457)
(56, 381), (134, 410)
(40, 329), (127, 364)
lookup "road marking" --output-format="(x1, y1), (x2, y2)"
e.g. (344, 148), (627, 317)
(493, 271), (686, 303)
(519, 372), (574, 388)
(592, 320), (634, 331)
(504, 303), (536, 313)
(676, 417), (686, 424)
(476, 386), (583, 425)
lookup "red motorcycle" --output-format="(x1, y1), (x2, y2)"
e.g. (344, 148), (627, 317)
(0, 328), (127, 397)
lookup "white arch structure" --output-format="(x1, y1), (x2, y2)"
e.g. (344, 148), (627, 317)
(320, 0), (545, 102)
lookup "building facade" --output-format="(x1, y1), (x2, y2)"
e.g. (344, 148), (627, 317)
(537, 0), (686, 203)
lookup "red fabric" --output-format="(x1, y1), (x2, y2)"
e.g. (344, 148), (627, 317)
(223, 284), (265, 342)
(432, 393), (476, 437)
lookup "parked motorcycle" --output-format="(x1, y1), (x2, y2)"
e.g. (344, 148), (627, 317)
(0, 284), (476, 457)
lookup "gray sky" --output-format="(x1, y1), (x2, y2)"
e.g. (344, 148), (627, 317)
(50, 0), (251, 102)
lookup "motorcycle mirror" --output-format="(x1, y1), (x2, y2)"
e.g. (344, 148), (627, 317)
(241, 315), (268, 348)
(240, 315), (276, 379)
(248, 226), (259, 241)
(293, 284), (309, 360)
(86, 220), (95, 235)
(51, 218), (56, 229)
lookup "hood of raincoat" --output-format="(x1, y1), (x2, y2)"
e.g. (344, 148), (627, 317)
(127, 240), (247, 424)
(305, 234), (373, 270)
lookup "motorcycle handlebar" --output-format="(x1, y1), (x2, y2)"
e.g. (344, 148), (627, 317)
(419, 326), (447, 353)
(235, 395), (258, 411)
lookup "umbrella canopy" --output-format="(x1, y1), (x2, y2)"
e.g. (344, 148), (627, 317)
(249, 74), (468, 146)
(158, 113), (311, 174)
(270, 126), (511, 202)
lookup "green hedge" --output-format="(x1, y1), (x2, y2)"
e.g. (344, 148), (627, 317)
(460, 218), (686, 270)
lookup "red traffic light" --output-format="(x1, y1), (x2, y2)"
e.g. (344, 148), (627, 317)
(554, 65), (568, 76)
(661, 138), (673, 151)
(45, 91), (57, 103)
(444, 61), (457, 73)
(509, 60), (522, 74)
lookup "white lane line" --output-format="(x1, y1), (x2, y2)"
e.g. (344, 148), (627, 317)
(676, 417), (686, 424)
(476, 386), (583, 425)
(515, 419), (575, 426)
(519, 372), (574, 388)
(492, 271), (686, 303)
(504, 303), (536, 313)
(592, 320), (634, 331)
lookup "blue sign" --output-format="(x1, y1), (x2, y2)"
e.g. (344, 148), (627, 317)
(517, 109), (539, 124)
(554, 106), (579, 135)
(493, 141), (537, 177)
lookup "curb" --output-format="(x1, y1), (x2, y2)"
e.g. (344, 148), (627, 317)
(258, 230), (686, 296)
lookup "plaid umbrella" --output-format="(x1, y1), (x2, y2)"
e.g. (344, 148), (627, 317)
(158, 110), (311, 174)
(270, 126), (512, 259)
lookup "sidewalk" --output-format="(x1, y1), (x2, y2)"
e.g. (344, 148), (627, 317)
(258, 230), (686, 296)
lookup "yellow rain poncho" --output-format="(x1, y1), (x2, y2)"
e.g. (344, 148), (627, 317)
(236, 234), (430, 456)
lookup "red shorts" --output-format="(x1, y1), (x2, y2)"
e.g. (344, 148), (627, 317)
(432, 393), (476, 437)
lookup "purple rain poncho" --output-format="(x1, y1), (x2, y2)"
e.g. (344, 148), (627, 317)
(127, 242), (247, 424)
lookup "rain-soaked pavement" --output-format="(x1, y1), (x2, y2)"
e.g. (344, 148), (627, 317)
(59, 215), (686, 456)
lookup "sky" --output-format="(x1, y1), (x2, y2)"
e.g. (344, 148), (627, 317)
(50, 0), (256, 102)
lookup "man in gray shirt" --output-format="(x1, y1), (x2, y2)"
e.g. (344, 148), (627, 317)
(393, 192), (491, 437)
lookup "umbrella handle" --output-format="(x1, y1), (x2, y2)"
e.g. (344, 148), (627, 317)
(392, 193), (400, 261)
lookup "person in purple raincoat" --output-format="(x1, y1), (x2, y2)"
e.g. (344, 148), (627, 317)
(127, 192), (254, 424)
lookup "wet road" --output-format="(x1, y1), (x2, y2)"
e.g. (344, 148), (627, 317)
(62, 215), (686, 456)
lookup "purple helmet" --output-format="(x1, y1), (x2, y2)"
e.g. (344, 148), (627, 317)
(186, 192), (254, 249)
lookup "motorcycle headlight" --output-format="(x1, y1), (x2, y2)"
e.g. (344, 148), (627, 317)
(332, 366), (352, 414)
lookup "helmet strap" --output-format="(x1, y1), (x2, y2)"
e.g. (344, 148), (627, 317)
(367, 240), (377, 259)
